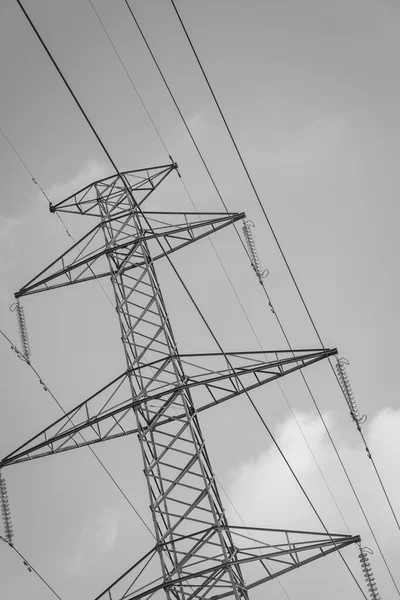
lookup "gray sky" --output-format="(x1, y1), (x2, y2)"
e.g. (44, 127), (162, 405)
(0, 1), (399, 599)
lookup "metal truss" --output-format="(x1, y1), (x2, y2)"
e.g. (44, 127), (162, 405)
(93, 527), (360, 600)
(4, 163), (359, 600)
(15, 210), (244, 298)
(49, 163), (178, 216)
(0, 348), (337, 467)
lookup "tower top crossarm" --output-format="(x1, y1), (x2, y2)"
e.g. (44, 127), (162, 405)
(49, 162), (177, 217)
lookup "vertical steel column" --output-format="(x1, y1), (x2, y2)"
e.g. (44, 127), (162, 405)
(97, 183), (248, 600)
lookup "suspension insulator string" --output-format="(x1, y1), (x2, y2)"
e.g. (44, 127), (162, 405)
(242, 221), (268, 285)
(10, 300), (31, 363)
(0, 471), (14, 545)
(336, 358), (367, 430)
(242, 220), (268, 285)
(336, 357), (400, 533)
(358, 545), (382, 600)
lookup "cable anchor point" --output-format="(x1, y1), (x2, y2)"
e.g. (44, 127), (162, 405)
(169, 155), (181, 178)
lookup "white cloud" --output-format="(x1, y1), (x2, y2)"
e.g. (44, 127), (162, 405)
(226, 408), (400, 525)
(225, 409), (400, 595)
(226, 412), (338, 529)
(69, 508), (119, 573)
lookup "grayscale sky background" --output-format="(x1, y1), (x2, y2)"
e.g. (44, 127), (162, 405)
(0, 1), (399, 599)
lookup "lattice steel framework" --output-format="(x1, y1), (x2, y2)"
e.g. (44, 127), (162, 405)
(1, 163), (359, 600)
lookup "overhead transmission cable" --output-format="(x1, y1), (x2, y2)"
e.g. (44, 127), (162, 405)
(215, 481), (293, 600)
(0, 126), (155, 535)
(240, 226), (400, 595)
(121, 0), (398, 595)
(6, 1), (384, 598)
(160, 254), (367, 599)
(86, 8), (301, 599)
(2, 9), (291, 599)
(0, 325), (154, 538)
(87, 0), (169, 158)
(167, 0), (400, 537)
(13, 1), (368, 597)
(74, 16), (371, 596)
(86, 0), (351, 540)
(0, 534), (63, 600)
(120, 0), (396, 591)
(0, 126), (115, 310)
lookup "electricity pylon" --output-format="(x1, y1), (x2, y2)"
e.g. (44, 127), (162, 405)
(1, 163), (359, 600)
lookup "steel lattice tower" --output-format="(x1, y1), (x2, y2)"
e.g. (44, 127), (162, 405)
(1, 163), (359, 600)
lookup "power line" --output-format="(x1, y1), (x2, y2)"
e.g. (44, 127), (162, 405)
(121, 0), (252, 265)
(0, 326), (154, 538)
(118, 0), (399, 590)
(168, 0), (400, 541)
(215, 476), (291, 600)
(82, 10), (297, 600)
(87, 0), (170, 158)
(0, 126), (115, 309)
(0, 125), (153, 530)
(18, 1), (365, 595)
(106, 0), (352, 543)
(120, 0), (397, 594)
(256, 281), (400, 593)
(85, 0), (349, 532)
(183, 187), (352, 536)
(87, 0), (352, 544)
(0, 534), (63, 600)
(13, 1), (367, 597)
(158, 245), (367, 599)
(359, 428), (400, 530)
(167, 0), (325, 346)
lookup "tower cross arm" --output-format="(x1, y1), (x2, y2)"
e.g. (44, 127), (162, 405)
(15, 211), (244, 298)
(49, 163), (178, 216)
(92, 526), (360, 600)
(0, 348), (337, 468)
